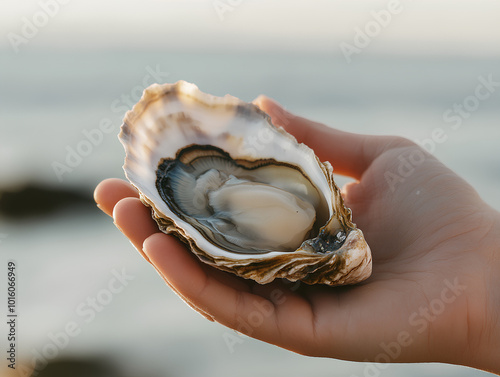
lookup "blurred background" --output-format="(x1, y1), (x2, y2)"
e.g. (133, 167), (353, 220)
(1, 0), (499, 376)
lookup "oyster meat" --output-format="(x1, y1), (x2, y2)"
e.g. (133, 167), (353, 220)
(119, 81), (371, 285)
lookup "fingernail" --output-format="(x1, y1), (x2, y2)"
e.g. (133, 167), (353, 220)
(252, 94), (268, 103)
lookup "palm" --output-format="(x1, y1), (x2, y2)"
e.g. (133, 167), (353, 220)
(95, 96), (494, 368)
(316, 144), (486, 363)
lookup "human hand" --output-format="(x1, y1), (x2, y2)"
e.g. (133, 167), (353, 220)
(94, 96), (500, 374)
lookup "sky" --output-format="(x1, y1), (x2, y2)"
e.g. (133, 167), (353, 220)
(1, 0), (500, 55)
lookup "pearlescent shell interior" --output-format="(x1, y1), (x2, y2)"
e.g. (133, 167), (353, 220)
(119, 81), (372, 285)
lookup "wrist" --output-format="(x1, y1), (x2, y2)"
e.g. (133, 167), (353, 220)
(466, 205), (500, 374)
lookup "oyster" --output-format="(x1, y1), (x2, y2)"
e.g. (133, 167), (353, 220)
(119, 81), (371, 286)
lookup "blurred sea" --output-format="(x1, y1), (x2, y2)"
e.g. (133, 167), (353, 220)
(0, 50), (499, 376)
(1, 50), (499, 207)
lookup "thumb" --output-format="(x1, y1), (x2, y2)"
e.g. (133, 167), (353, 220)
(253, 95), (396, 179)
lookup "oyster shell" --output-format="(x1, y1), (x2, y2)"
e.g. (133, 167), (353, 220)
(119, 81), (371, 286)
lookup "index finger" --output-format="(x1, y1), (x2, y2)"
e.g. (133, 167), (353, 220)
(253, 96), (392, 180)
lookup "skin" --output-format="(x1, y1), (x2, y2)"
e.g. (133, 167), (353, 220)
(94, 96), (500, 374)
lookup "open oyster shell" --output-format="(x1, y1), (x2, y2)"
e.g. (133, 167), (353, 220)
(119, 81), (371, 286)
